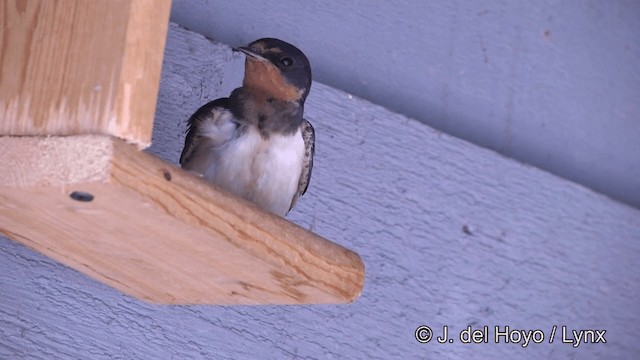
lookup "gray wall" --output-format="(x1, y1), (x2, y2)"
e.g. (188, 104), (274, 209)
(1, 24), (639, 359)
(171, 0), (640, 209)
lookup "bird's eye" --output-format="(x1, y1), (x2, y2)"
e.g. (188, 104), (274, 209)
(280, 57), (294, 67)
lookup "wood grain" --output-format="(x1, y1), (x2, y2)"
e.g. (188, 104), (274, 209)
(0, 0), (170, 147)
(0, 135), (365, 305)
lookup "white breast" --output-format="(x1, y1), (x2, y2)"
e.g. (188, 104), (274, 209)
(205, 126), (305, 216)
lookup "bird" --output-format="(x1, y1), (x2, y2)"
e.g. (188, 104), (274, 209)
(179, 38), (315, 217)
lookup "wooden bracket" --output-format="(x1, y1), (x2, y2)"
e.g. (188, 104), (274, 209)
(0, 135), (364, 304)
(0, 0), (365, 305)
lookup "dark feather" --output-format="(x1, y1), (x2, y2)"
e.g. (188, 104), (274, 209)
(289, 119), (315, 212)
(179, 98), (232, 174)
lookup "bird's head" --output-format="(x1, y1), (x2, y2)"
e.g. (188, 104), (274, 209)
(237, 38), (312, 104)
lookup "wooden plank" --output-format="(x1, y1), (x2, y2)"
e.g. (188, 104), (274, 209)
(0, 0), (171, 147)
(0, 135), (365, 305)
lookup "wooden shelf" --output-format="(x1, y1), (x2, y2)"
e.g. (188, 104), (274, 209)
(0, 135), (364, 304)
(0, 0), (364, 305)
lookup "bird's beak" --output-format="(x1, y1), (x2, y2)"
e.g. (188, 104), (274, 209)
(235, 46), (269, 62)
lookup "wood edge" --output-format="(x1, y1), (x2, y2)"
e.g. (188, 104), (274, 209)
(114, 0), (172, 148)
(0, 135), (113, 187)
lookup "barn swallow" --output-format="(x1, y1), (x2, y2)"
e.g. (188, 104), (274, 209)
(179, 38), (314, 217)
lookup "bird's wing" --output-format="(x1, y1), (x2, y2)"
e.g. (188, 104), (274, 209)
(180, 98), (237, 176)
(289, 119), (315, 212)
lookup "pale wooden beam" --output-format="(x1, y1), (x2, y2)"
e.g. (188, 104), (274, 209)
(0, 0), (170, 147)
(0, 135), (365, 305)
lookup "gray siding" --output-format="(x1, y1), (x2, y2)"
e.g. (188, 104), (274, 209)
(1, 23), (638, 360)
(170, 0), (640, 209)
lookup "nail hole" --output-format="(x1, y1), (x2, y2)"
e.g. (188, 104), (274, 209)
(163, 170), (172, 181)
(69, 191), (94, 202)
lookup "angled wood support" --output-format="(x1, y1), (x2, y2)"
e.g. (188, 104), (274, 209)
(0, 0), (365, 304)
(0, 136), (364, 304)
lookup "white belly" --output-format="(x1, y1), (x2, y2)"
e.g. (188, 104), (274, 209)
(205, 127), (305, 216)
